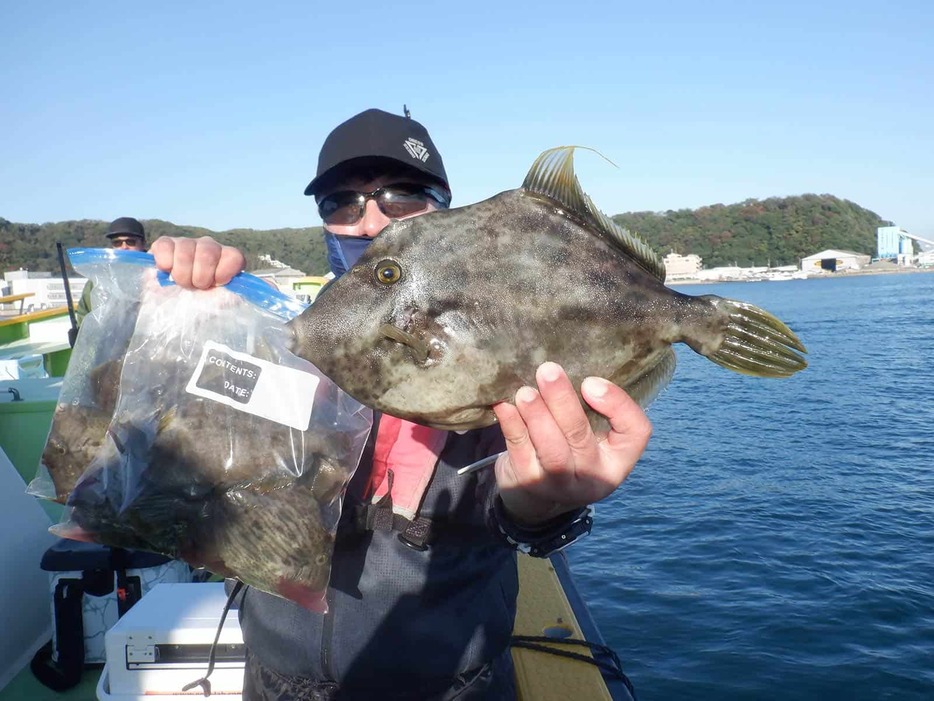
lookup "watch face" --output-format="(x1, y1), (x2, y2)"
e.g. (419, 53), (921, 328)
(529, 510), (594, 557)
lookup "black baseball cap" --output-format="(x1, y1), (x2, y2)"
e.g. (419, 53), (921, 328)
(304, 108), (449, 198)
(105, 217), (145, 240)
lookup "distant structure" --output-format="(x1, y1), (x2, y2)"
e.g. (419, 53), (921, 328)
(290, 275), (332, 304)
(800, 249), (871, 273)
(877, 226), (934, 265)
(257, 254), (290, 269)
(877, 226), (913, 263)
(251, 265), (306, 293)
(1, 270), (87, 312)
(663, 252), (702, 280)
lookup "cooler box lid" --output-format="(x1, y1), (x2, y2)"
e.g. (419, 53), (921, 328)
(40, 538), (172, 572)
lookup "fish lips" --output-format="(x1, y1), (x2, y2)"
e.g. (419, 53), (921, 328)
(378, 323), (433, 363)
(377, 306), (446, 365)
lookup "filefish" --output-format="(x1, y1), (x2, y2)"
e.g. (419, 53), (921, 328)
(288, 147), (807, 431)
(44, 276), (370, 613)
(54, 392), (351, 612)
(40, 358), (124, 502)
(41, 405), (113, 503)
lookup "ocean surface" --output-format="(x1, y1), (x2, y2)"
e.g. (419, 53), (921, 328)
(567, 272), (934, 701)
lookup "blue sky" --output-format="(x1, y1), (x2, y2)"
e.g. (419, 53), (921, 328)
(1, 1), (931, 238)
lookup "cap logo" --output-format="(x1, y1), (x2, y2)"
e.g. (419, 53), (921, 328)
(403, 137), (430, 163)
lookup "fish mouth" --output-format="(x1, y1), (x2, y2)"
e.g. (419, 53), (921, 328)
(379, 323), (431, 363)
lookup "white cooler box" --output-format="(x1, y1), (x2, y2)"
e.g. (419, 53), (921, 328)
(39, 539), (194, 666)
(98, 582), (244, 700)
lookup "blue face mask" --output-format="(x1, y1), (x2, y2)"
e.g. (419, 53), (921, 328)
(324, 232), (374, 278)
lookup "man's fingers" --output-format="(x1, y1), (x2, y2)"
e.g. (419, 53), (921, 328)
(149, 237), (177, 274)
(535, 362), (595, 454)
(146, 236), (243, 289)
(167, 238), (196, 288)
(190, 238), (223, 290)
(215, 248), (246, 286)
(581, 376), (652, 444)
(493, 391), (536, 455)
(493, 395), (537, 487)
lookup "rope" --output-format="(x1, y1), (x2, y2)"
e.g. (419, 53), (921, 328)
(182, 581), (244, 697)
(510, 635), (637, 699)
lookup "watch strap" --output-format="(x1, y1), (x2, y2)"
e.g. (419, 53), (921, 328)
(491, 497), (594, 558)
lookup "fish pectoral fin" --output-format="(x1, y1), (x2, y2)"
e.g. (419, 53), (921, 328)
(616, 348), (677, 410)
(699, 296), (808, 378)
(521, 146), (666, 282)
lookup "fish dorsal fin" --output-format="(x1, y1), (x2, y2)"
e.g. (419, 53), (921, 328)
(521, 146), (666, 282)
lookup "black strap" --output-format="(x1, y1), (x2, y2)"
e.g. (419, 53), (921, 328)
(349, 469), (436, 549)
(352, 500), (436, 549)
(30, 579), (85, 691)
(183, 580), (244, 697)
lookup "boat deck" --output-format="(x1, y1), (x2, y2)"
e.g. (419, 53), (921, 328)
(0, 554), (630, 701)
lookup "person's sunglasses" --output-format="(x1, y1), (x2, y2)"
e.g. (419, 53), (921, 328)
(110, 236), (144, 249)
(317, 184), (449, 226)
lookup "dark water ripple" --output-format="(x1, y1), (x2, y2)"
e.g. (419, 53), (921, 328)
(568, 273), (934, 700)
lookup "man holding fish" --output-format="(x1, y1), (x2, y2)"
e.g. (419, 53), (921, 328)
(150, 109), (653, 699)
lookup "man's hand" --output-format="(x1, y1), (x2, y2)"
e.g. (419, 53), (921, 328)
(493, 361), (652, 526)
(149, 236), (245, 289)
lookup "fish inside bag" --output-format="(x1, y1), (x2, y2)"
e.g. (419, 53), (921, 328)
(28, 248), (147, 503)
(36, 249), (373, 613)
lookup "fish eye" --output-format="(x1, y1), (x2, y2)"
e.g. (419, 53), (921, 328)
(375, 260), (402, 285)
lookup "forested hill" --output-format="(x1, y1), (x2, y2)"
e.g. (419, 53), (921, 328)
(0, 218), (328, 277)
(613, 194), (889, 268)
(2, 193), (888, 275)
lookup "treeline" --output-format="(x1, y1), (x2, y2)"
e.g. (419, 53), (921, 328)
(613, 193), (889, 268)
(0, 218), (329, 277)
(1, 193), (889, 276)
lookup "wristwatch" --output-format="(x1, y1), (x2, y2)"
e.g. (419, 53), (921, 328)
(492, 497), (594, 558)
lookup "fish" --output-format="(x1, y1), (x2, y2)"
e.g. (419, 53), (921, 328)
(288, 146), (807, 431)
(45, 277), (370, 613)
(39, 359), (125, 502)
(41, 405), (114, 503)
(54, 389), (353, 613)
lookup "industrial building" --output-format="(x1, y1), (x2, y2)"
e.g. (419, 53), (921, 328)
(799, 250), (871, 273)
(876, 226), (934, 265)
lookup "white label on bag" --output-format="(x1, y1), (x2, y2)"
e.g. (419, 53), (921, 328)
(186, 341), (318, 431)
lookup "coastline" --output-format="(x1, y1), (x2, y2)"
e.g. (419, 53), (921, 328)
(667, 265), (934, 286)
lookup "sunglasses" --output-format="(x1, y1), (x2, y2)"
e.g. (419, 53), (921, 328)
(317, 183), (449, 226)
(110, 236), (144, 248)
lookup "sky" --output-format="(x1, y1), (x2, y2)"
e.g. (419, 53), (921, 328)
(1, 1), (931, 239)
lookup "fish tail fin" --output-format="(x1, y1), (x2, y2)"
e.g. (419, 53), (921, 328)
(699, 296), (807, 378)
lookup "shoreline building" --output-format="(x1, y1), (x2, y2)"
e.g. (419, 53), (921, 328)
(877, 226), (934, 266)
(877, 226), (914, 265)
(800, 250), (871, 273)
(663, 252), (702, 280)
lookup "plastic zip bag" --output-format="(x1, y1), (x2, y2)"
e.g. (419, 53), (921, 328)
(34, 249), (372, 613)
(28, 248), (148, 503)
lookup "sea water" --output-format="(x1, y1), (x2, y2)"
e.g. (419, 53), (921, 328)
(569, 272), (934, 700)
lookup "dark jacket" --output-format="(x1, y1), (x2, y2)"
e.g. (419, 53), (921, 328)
(236, 421), (520, 699)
